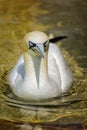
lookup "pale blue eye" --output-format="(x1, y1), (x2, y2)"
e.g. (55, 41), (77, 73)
(29, 41), (36, 48)
(29, 42), (33, 46)
(44, 41), (49, 47)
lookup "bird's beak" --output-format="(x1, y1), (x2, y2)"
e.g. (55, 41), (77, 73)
(36, 45), (45, 58)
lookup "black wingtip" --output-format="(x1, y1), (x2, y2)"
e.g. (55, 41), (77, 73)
(49, 36), (68, 43)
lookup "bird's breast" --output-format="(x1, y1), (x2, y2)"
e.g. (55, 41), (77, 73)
(23, 53), (49, 88)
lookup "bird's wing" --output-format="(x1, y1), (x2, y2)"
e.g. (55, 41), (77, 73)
(49, 43), (73, 92)
(9, 55), (24, 87)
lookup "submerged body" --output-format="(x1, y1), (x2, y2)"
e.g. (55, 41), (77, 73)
(9, 31), (73, 100)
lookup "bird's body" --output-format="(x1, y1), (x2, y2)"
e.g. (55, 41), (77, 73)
(9, 31), (73, 100)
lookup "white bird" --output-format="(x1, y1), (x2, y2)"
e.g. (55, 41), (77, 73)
(9, 31), (73, 100)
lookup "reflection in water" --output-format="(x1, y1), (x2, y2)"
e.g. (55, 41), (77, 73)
(0, 0), (87, 129)
(18, 124), (42, 130)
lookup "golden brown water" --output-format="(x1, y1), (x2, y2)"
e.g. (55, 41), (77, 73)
(0, 0), (87, 129)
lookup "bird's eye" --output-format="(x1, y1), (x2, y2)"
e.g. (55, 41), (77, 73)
(29, 41), (36, 49)
(44, 41), (49, 47)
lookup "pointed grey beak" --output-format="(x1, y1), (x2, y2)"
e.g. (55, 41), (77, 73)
(36, 45), (45, 58)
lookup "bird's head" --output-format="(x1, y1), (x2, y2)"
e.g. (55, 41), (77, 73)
(24, 31), (49, 58)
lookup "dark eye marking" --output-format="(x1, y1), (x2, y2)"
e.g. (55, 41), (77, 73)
(29, 41), (36, 49)
(44, 41), (48, 47)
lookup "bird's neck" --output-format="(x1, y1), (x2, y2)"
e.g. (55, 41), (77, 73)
(23, 52), (48, 86)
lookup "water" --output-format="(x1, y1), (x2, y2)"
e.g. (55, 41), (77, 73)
(0, 0), (87, 129)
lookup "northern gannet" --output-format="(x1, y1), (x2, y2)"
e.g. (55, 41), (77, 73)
(9, 31), (73, 100)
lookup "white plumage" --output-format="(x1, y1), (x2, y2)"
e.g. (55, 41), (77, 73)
(9, 31), (73, 100)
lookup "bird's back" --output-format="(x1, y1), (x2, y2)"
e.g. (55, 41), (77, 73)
(48, 43), (62, 88)
(9, 55), (24, 88)
(48, 43), (73, 92)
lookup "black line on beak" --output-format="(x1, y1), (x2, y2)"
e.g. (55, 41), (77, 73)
(49, 36), (68, 43)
